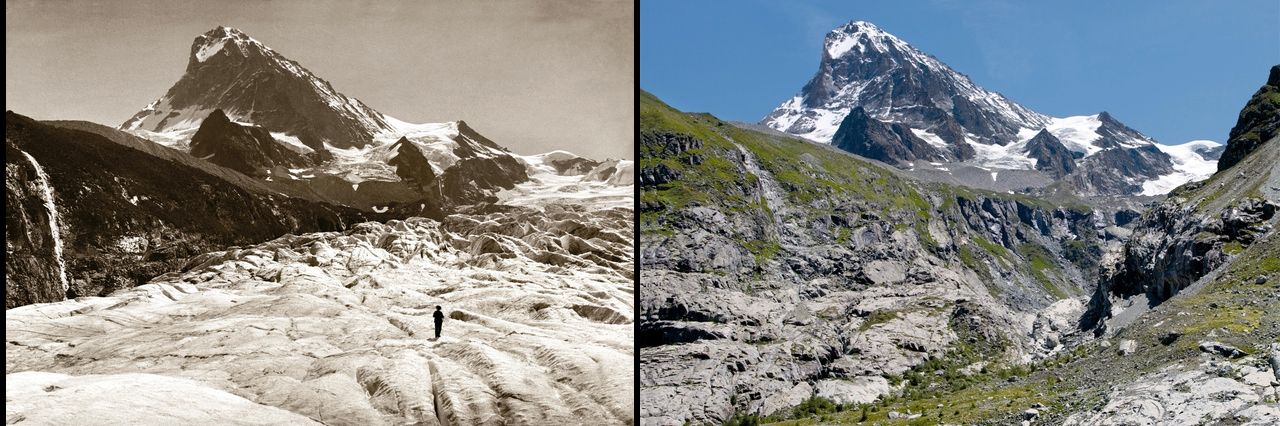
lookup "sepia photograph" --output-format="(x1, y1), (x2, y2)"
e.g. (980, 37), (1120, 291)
(6, 0), (634, 424)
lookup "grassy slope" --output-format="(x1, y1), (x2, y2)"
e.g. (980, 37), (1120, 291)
(641, 91), (1088, 276)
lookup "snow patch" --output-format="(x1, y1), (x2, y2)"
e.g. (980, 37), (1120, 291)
(1041, 115), (1103, 156)
(968, 138), (1037, 170)
(269, 132), (315, 154)
(911, 128), (950, 149)
(1140, 140), (1221, 195)
(194, 39), (226, 62)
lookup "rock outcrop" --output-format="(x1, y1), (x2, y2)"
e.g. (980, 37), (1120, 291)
(189, 109), (317, 177)
(387, 136), (441, 199)
(640, 92), (1102, 425)
(830, 106), (947, 166)
(1082, 71), (1280, 333)
(1218, 64), (1280, 171)
(4, 111), (381, 308)
(1023, 129), (1077, 178)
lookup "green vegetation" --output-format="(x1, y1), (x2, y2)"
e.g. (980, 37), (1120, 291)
(970, 236), (1008, 259)
(858, 310), (900, 331)
(1017, 243), (1069, 299)
(956, 244), (993, 285)
(1060, 238), (1096, 271)
(742, 239), (782, 265)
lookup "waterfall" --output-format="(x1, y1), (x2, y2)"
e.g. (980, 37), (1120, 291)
(18, 149), (70, 293)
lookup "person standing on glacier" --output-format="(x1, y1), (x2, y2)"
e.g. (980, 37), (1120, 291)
(433, 306), (445, 339)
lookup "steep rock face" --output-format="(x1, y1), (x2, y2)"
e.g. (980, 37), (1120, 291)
(437, 121), (529, 204)
(189, 109), (316, 177)
(1218, 64), (1280, 171)
(1081, 136), (1280, 333)
(1065, 144), (1175, 196)
(122, 26), (393, 149)
(4, 111), (383, 308)
(5, 139), (66, 308)
(1085, 68), (1280, 322)
(387, 136), (441, 199)
(830, 107), (946, 166)
(762, 21), (1048, 146)
(1081, 71), (1280, 333)
(1023, 129), (1077, 178)
(640, 92), (1101, 425)
(439, 156), (528, 205)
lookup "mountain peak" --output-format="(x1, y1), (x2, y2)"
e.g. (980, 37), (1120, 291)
(833, 20), (885, 35)
(205, 108), (230, 124)
(824, 20), (906, 59)
(191, 26), (266, 64)
(124, 26), (395, 149)
(764, 20), (1049, 146)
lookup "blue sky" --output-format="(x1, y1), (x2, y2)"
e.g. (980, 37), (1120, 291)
(641, 0), (1280, 145)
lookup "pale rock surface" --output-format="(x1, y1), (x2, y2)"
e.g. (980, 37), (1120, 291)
(813, 376), (892, 405)
(1064, 357), (1280, 425)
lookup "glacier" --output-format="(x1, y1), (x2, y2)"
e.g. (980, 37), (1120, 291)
(6, 175), (635, 424)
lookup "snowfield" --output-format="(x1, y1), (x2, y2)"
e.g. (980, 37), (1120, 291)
(500, 153), (634, 210)
(1141, 140), (1221, 196)
(7, 200), (635, 424)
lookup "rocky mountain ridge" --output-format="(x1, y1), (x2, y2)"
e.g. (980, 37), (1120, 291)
(122, 26), (394, 150)
(118, 26), (537, 210)
(190, 109), (320, 177)
(5, 112), (386, 309)
(761, 20), (1209, 197)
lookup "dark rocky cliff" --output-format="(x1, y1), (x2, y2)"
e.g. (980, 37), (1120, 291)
(1218, 64), (1280, 171)
(5, 111), (382, 308)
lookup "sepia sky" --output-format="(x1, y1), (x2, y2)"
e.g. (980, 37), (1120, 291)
(5, 0), (634, 160)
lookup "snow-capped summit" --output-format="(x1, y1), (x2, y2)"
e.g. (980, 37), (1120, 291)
(761, 20), (1203, 196)
(823, 21), (903, 59)
(116, 26), (542, 208)
(764, 19), (1049, 149)
(122, 26), (395, 149)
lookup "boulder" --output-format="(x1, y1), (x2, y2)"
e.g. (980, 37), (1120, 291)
(1199, 341), (1248, 358)
(1118, 339), (1137, 356)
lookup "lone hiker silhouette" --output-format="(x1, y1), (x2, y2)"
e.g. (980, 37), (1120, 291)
(433, 306), (444, 339)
